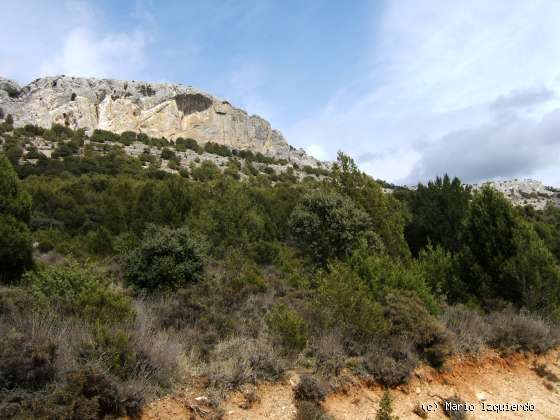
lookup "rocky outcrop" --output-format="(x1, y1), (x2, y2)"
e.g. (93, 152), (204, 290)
(472, 179), (560, 210)
(0, 75), (321, 166)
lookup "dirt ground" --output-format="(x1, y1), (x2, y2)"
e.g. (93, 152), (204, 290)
(141, 349), (560, 419)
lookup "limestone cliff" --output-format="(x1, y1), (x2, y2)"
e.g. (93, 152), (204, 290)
(0, 75), (318, 166)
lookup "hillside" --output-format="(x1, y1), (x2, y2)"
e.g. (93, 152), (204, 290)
(1, 84), (560, 420)
(142, 349), (560, 419)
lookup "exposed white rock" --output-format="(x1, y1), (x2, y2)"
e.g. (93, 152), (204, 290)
(472, 179), (560, 210)
(0, 75), (323, 167)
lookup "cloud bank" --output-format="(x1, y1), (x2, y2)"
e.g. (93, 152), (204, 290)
(287, 0), (560, 185)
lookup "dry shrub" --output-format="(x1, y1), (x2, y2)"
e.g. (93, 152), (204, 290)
(295, 400), (333, 420)
(442, 305), (489, 353)
(309, 332), (345, 377)
(0, 286), (37, 319)
(0, 329), (56, 391)
(0, 312), (86, 389)
(207, 336), (285, 390)
(294, 375), (329, 402)
(365, 338), (419, 387)
(0, 366), (143, 419)
(129, 300), (186, 387)
(486, 309), (559, 353)
(384, 292), (454, 368)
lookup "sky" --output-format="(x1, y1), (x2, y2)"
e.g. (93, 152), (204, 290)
(1, 0), (560, 186)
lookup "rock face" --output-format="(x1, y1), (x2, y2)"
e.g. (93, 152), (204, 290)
(0, 75), (319, 165)
(472, 179), (560, 210)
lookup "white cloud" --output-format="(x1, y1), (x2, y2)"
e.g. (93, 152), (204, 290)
(0, 0), (152, 84)
(39, 27), (148, 79)
(305, 144), (329, 161)
(287, 0), (560, 185)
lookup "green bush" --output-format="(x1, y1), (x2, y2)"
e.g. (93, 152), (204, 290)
(376, 391), (398, 420)
(383, 292), (453, 367)
(315, 263), (388, 343)
(119, 130), (137, 145)
(25, 261), (133, 323)
(191, 160), (221, 181)
(266, 304), (308, 354)
(52, 142), (75, 158)
(161, 148), (176, 160)
(204, 141), (232, 157)
(0, 214), (33, 283)
(289, 189), (376, 265)
(81, 326), (137, 379)
(405, 174), (471, 255)
(123, 225), (206, 291)
(175, 137), (202, 153)
(90, 129), (121, 143)
(0, 153), (32, 222)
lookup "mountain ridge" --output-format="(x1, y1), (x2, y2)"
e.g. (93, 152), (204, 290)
(0, 75), (321, 167)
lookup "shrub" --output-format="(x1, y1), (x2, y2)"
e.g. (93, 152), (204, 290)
(365, 338), (419, 386)
(57, 366), (141, 418)
(309, 333), (345, 377)
(204, 141), (232, 157)
(90, 129), (120, 143)
(0, 214), (33, 283)
(289, 189), (376, 265)
(383, 292), (453, 368)
(266, 304), (308, 354)
(0, 287), (37, 318)
(49, 123), (74, 140)
(123, 225), (206, 291)
(191, 160), (221, 181)
(81, 326), (137, 379)
(161, 148), (176, 160)
(52, 142), (75, 158)
(137, 132), (149, 144)
(441, 305), (489, 353)
(486, 309), (559, 353)
(120, 131), (137, 145)
(315, 263), (388, 344)
(0, 153), (31, 222)
(376, 391), (398, 420)
(21, 124), (45, 136)
(25, 261), (133, 323)
(208, 336), (285, 389)
(175, 137), (202, 153)
(295, 400), (333, 420)
(294, 375), (328, 402)
(0, 329), (56, 390)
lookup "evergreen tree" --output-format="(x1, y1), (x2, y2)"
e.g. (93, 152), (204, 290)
(0, 153), (33, 282)
(405, 174), (471, 255)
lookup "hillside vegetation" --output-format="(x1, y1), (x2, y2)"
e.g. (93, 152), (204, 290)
(1, 121), (560, 419)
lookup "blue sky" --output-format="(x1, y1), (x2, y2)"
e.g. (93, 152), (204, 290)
(2, 0), (560, 185)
